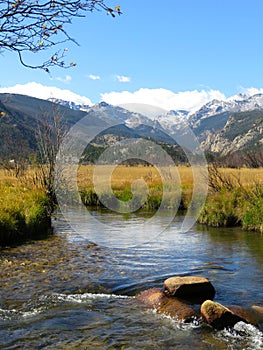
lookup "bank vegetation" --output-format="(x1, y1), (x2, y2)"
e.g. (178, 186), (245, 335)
(1, 163), (263, 246)
(78, 164), (263, 233)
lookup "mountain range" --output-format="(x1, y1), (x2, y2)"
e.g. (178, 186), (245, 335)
(0, 92), (263, 164)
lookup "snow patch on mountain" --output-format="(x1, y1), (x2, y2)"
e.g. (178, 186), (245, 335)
(48, 98), (90, 111)
(153, 110), (189, 134)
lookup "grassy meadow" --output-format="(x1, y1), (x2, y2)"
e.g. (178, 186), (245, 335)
(80, 164), (263, 232)
(77, 164), (263, 233)
(77, 165), (195, 210)
(0, 164), (263, 246)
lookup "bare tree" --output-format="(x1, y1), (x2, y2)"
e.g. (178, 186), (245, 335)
(0, 1), (121, 71)
(242, 149), (263, 168)
(35, 103), (67, 207)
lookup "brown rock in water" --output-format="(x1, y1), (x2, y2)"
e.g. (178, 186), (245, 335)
(201, 300), (247, 330)
(135, 288), (197, 322)
(158, 298), (197, 322)
(251, 306), (263, 330)
(164, 276), (215, 302)
(135, 288), (168, 309)
(252, 305), (263, 315)
(227, 305), (258, 325)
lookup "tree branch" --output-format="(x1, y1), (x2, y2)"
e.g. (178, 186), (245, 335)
(0, 1), (122, 71)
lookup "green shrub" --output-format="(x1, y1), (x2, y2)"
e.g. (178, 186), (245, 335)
(198, 191), (240, 227)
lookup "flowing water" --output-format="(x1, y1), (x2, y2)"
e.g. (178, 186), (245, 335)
(0, 210), (263, 349)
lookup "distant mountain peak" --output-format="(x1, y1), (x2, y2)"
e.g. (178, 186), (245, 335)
(98, 101), (111, 108)
(227, 93), (248, 102)
(189, 92), (263, 126)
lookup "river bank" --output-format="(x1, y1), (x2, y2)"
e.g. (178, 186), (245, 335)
(0, 165), (263, 246)
(78, 165), (263, 233)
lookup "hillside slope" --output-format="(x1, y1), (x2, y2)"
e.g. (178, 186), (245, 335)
(201, 110), (263, 155)
(1, 93), (263, 163)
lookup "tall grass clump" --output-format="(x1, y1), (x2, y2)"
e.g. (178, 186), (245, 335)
(240, 186), (263, 233)
(0, 182), (51, 246)
(80, 188), (100, 207)
(198, 190), (241, 227)
(198, 164), (263, 232)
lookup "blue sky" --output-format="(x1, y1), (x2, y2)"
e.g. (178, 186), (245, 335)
(1, 0), (263, 112)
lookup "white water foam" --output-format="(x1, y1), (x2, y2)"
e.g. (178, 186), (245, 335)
(0, 308), (18, 320)
(150, 308), (202, 330)
(0, 293), (132, 321)
(51, 292), (132, 303)
(0, 307), (44, 320)
(217, 321), (263, 350)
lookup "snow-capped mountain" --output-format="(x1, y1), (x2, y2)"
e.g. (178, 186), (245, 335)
(52, 92), (263, 135)
(48, 98), (90, 112)
(1, 90), (263, 161)
(82, 101), (168, 133)
(49, 92), (263, 156)
(189, 93), (263, 128)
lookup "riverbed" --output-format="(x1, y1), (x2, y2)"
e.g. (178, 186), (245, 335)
(0, 210), (262, 349)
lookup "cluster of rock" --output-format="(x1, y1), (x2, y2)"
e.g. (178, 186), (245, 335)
(135, 276), (263, 331)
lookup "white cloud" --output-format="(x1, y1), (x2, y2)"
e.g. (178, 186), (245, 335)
(87, 74), (101, 80)
(101, 87), (226, 113)
(238, 86), (263, 96)
(55, 75), (72, 84)
(115, 75), (131, 83)
(2, 83), (262, 115)
(0, 82), (93, 105)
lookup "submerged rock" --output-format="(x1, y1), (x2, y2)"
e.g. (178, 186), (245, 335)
(135, 288), (168, 309)
(158, 298), (197, 322)
(201, 300), (247, 330)
(227, 305), (259, 326)
(164, 276), (215, 302)
(135, 288), (197, 322)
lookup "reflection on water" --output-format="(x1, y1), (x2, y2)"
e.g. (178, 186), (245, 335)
(0, 209), (262, 349)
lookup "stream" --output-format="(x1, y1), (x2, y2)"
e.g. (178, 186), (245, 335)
(0, 209), (263, 349)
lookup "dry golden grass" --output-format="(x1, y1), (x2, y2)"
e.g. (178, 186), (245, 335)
(75, 165), (263, 189)
(0, 167), (45, 191)
(218, 167), (263, 187)
(1, 165), (263, 192)
(77, 165), (195, 191)
(0, 168), (18, 184)
(76, 165), (263, 191)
